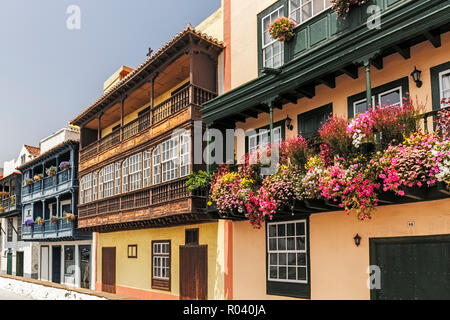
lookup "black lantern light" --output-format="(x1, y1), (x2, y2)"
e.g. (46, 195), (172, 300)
(354, 234), (362, 247)
(411, 66), (423, 88)
(285, 117), (293, 131)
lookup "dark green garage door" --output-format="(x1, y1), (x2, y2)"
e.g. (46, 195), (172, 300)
(370, 235), (450, 300)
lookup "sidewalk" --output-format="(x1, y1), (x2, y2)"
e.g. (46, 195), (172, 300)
(0, 274), (134, 300)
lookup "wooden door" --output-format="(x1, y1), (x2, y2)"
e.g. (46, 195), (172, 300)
(15, 252), (24, 277)
(6, 253), (12, 275)
(179, 245), (207, 300)
(52, 246), (61, 284)
(102, 247), (116, 294)
(370, 235), (450, 300)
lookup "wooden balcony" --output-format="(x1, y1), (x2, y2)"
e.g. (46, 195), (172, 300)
(78, 178), (210, 232)
(0, 196), (20, 217)
(79, 85), (216, 167)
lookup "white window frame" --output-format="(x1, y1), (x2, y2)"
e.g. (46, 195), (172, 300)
(129, 153), (142, 192)
(79, 176), (85, 205)
(439, 69), (450, 107)
(378, 86), (403, 108)
(103, 164), (115, 198)
(267, 219), (308, 284)
(289, 0), (331, 25)
(153, 146), (161, 185)
(161, 137), (178, 183)
(152, 242), (170, 281)
(84, 173), (92, 204)
(143, 151), (151, 188)
(262, 6), (285, 69)
(179, 134), (191, 178)
(114, 162), (121, 195)
(122, 159), (129, 194)
(353, 96), (376, 116)
(98, 169), (104, 200)
(92, 172), (98, 201)
(248, 126), (282, 155)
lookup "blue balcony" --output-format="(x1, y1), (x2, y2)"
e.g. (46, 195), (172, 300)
(22, 169), (74, 203)
(22, 218), (91, 241)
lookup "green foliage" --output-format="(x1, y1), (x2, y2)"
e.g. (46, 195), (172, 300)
(186, 170), (213, 192)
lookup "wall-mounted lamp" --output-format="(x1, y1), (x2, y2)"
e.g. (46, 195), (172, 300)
(285, 117), (293, 131)
(354, 234), (362, 247)
(411, 66), (423, 88)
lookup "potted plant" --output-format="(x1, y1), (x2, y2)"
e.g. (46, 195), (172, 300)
(51, 216), (60, 225)
(46, 166), (57, 177)
(24, 219), (34, 227)
(35, 217), (44, 226)
(24, 179), (34, 186)
(0, 191), (8, 198)
(269, 17), (296, 42)
(59, 161), (71, 171)
(10, 196), (15, 206)
(0, 206), (4, 213)
(33, 174), (44, 182)
(63, 212), (76, 223)
(331, 0), (368, 18)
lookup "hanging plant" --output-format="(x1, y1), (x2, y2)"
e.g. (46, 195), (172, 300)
(51, 216), (60, 225)
(35, 217), (45, 226)
(64, 212), (76, 223)
(0, 206), (4, 213)
(331, 0), (368, 18)
(24, 179), (34, 186)
(33, 174), (44, 182)
(46, 166), (58, 177)
(59, 161), (71, 171)
(10, 196), (15, 206)
(269, 17), (296, 42)
(24, 219), (34, 227)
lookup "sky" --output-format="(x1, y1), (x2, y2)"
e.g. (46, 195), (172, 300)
(0, 0), (220, 165)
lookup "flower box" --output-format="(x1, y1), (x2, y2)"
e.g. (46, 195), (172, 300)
(33, 174), (43, 182)
(46, 166), (57, 177)
(24, 179), (34, 186)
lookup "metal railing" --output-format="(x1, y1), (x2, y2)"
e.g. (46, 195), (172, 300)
(78, 177), (205, 219)
(80, 85), (216, 162)
(22, 218), (74, 237)
(0, 196), (17, 213)
(22, 169), (72, 195)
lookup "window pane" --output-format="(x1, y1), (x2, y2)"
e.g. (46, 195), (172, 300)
(279, 253), (287, 266)
(313, 0), (325, 14)
(297, 253), (307, 266)
(269, 239), (277, 250)
(287, 223), (295, 236)
(278, 266), (287, 279)
(298, 267), (307, 280)
(302, 2), (312, 21)
(380, 89), (401, 107)
(296, 236), (306, 250)
(288, 253), (296, 265)
(270, 266), (278, 278)
(296, 222), (305, 235)
(269, 224), (277, 237)
(277, 224), (286, 237)
(278, 238), (286, 250)
(287, 237), (295, 250)
(288, 267), (297, 280)
(270, 253), (278, 265)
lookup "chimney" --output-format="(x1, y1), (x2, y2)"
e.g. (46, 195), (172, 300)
(103, 66), (134, 93)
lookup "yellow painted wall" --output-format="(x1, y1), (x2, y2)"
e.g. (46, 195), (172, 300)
(235, 32), (450, 160)
(97, 221), (225, 300)
(101, 78), (190, 137)
(232, 198), (450, 300)
(196, 6), (224, 42)
(229, 0), (276, 89)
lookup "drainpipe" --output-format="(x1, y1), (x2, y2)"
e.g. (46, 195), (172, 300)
(364, 60), (372, 109)
(269, 104), (274, 145)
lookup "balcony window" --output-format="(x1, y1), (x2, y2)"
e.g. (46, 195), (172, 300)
(153, 147), (161, 185)
(129, 153), (142, 192)
(98, 169), (104, 200)
(143, 151), (151, 188)
(84, 173), (92, 204)
(114, 162), (121, 195)
(248, 127), (282, 155)
(439, 69), (450, 107)
(103, 164), (115, 198)
(289, 0), (331, 25)
(180, 134), (191, 178)
(92, 172), (98, 201)
(122, 159), (129, 194)
(262, 7), (284, 68)
(161, 137), (178, 183)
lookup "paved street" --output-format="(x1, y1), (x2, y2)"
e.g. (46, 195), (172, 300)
(0, 287), (33, 300)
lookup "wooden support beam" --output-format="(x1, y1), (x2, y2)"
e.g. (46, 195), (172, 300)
(424, 31), (441, 48)
(340, 65), (359, 79)
(239, 110), (258, 119)
(279, 93), (298, 104)
(317, 75), (336, 88)
(393, 44), (411, 60)
(229, 114), (247, 123)
(371, 55), (384, 70)
(296, 84), (315, 99)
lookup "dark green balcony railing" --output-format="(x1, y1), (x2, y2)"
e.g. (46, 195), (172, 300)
(22, 218), (76, 241)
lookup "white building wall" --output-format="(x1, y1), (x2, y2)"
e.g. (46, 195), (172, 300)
(39, 127), (80, 154)
(37, 240), (93, 290)
(1, 217), (39, 279)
